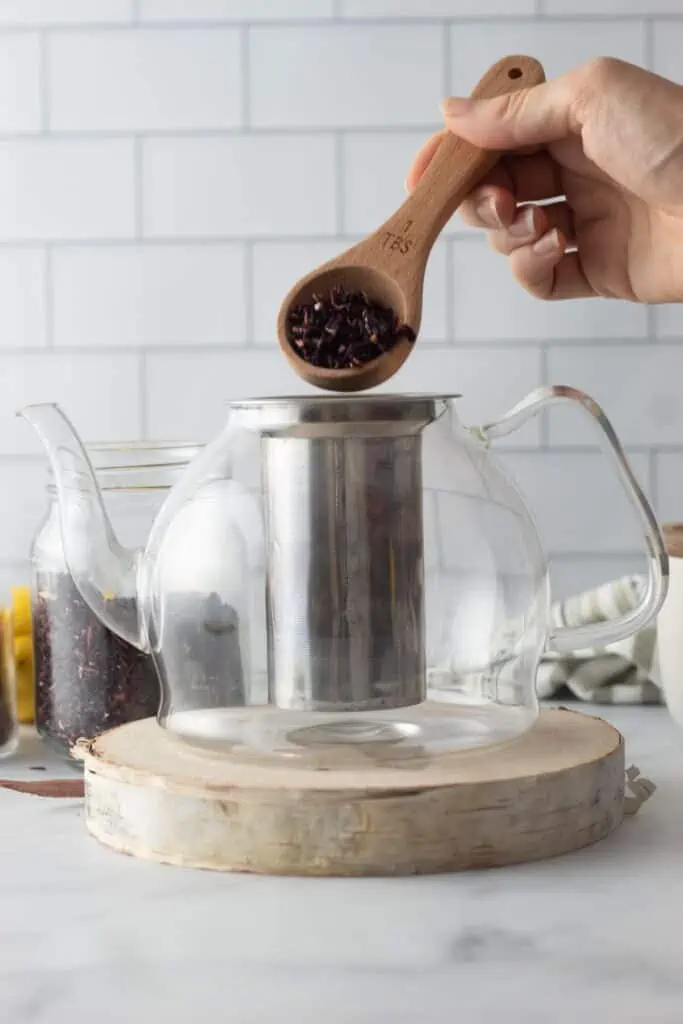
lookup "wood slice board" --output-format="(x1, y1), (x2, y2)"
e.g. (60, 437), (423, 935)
(77, 707), (625, 877)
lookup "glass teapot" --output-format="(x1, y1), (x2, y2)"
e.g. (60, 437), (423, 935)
(20, 385), (667, 766)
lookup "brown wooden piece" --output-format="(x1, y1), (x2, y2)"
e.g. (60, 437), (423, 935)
(0, 777), (84, 798)
(663, 522), (683, 558)
(77, 707), (625, 876)
(277, 55), (546, 392)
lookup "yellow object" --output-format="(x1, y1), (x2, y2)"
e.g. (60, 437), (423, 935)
(9, 587), (33, 724)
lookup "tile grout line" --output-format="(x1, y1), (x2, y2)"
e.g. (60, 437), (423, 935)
(0, 126), (479, 141)
(139, 351), (148, 440)
(334, 133), (345, 235)
(0, 234), (652, 253)
(243, 241), (254, 347)
(445, 240), (455, 342)
(643, 16), (654, 71)
(0, 128), (439, 142)
(0, 337), (662, 354)
(134, 136), (143, 239)
(548, 550), (645, 561)
(442, 20), (451, 98)
(43, 245), (54, 349)
(38, 31), (50, 133)
(649, 449), (659, 508)
(646, 301), (657, 344)
(0, 15), (665, 31)
(539, 346), (549, 448)
(241, 25), (250, 129)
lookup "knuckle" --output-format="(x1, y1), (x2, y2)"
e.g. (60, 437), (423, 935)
(579, 56), (626, 90)
(492, 89), (560, 148)
(492, 90), (531, 139)
(565, 57), (627, 129)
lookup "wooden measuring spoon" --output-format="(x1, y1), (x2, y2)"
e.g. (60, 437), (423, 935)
(277, 55), (545, 392)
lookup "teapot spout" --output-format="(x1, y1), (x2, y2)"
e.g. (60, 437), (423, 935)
(19, 403), (144, 650)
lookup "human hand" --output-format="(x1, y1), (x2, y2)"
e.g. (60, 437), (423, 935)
(407, 58), (683, 303)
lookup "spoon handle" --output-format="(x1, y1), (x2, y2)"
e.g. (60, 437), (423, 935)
(375, 55), (546, 267)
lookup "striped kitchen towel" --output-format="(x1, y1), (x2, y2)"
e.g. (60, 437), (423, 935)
(538, 575), (662, 704)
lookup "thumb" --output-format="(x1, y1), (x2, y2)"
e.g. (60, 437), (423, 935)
(440, 76), (580, 150)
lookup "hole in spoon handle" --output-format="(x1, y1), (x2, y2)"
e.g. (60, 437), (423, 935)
(471, 55), (546, 99)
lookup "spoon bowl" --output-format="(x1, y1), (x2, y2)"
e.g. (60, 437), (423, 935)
(278, 264), (411, 392)
(277, 55), (546, 393)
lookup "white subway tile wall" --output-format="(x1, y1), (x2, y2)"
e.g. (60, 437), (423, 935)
(0, 35), (41, 133)
(0, 1), (677, 601)
(0, 353), (141, 456)
(450, 21), (646, 94)
(50, 29), (244, 132)
(0, 1), (133, 26)
(451, 240), (648, 341)
(141, 0), (335, 20)
(250, 25), (443, 129)
(0, 250), (46, 349)
(342, 0), (535, 15)
(652, 19), (683, 82)
(0, 140), (135, 240)
(53, 245), (247, 347)
(542, 1), (683, 15)
(142, 135), (337, 237)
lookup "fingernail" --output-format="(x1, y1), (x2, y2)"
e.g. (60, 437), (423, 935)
(474, 194), (502, 228)
(509, 207), (537, 238)
(440, 96), (472, 118)
(533, 228), (561, 256)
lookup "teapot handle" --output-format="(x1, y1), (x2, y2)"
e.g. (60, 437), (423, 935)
(477, 385), (669, 653)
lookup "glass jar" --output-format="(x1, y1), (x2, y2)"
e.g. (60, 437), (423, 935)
(30, 441), (201, 762)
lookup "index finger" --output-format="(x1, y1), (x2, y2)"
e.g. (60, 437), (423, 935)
(405, 129), (444, 192)
(405, 129), (548, 194)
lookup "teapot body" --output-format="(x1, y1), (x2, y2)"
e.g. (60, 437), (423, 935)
(144, 394), (549, 760)
(22, 388), (667, 766)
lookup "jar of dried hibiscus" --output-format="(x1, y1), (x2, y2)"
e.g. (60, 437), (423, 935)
(30, 441), (201, 762)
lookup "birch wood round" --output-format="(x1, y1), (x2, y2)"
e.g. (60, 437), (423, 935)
(277, 54), (546, 392)
(76, 707), (625, 876)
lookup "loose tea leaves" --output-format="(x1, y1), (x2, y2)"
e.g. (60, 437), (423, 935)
(33, 575), (160, 757)
(148, 590), (246, 714)
(286, 286), (416, 370)
(33, 574), (246, 759)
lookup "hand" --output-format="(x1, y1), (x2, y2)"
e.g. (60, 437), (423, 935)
(407, 58), (683, 304)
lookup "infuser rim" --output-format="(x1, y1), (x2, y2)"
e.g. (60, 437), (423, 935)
(227, 394), (461, 435)
(229, 392), (462, 407)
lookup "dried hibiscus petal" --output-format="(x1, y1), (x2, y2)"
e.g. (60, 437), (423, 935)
(286, 286), (415, 370)
(32, 573), (246, 760)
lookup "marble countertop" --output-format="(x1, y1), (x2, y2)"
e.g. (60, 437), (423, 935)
(1, 707), (682, 1023)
